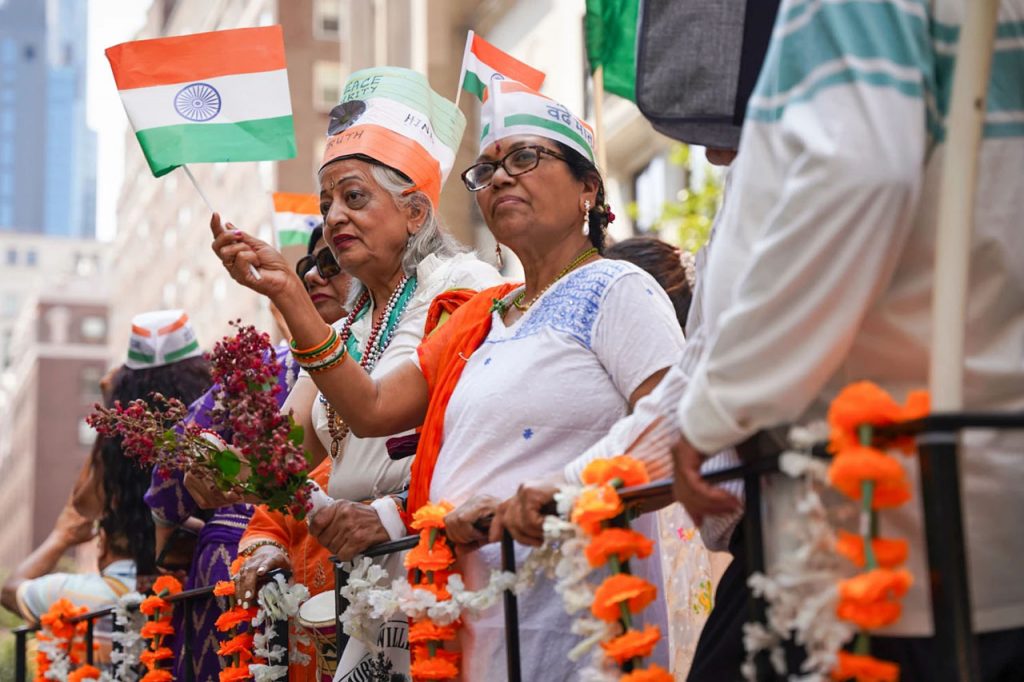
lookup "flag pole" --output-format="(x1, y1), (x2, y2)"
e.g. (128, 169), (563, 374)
(928, 0), (999, 408)
(454, 30), (474, 109)
(592, 65), (608, 173)
(182, 164), (262, 281)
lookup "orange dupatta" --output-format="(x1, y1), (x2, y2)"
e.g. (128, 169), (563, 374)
(406, 283), (520, 519)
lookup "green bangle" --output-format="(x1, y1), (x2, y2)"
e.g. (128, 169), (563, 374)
(290, 327), (338, 359)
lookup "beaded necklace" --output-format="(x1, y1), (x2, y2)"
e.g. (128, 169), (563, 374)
(321, 274), (418, 457)
(510, 246), (599, 312)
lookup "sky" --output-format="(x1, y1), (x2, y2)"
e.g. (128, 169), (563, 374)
(86, 0), (152, 242)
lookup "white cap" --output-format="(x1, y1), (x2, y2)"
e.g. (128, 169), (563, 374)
(125, 309), (202, 369)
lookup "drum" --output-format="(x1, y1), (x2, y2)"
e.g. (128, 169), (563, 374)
(297, 591), (339, 681)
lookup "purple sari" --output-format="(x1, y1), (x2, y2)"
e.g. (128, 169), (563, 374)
(145, 343), (300, 681)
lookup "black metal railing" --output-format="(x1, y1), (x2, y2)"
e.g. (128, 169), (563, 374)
(13, 410), (1023, 681)
(11, 573), (291, 682)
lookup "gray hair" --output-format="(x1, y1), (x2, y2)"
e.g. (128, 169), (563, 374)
(321, 160), (466, 310)
(369, 164), (466, 277)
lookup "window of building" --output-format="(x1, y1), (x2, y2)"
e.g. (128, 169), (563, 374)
(0, 171), (12, 195)
(23, 44), (35, 61)
(0, 110), (13, 134)
(313, 61), (342, 112)
(313, 0), (343, 39)
(5, 247), (15, 266)
(631, 152), (684, 233)
(0, 203), (11, 226)
(80, 316), (106, 341)
(0, 139), (12, 163)
(2, 293), (19, 316)
(78, 419), (97, 447)
(25, 249), (36, 266)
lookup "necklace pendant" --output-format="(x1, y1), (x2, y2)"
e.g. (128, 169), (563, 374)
(330, 438), (340, 459)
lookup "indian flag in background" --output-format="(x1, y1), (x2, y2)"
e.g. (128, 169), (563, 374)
(106, 26), (296, 177)
(458, 30), (545, 102)
(273, 192), (321, 247)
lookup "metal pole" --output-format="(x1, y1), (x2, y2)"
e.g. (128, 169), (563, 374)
(742, 472), (776, 682)
(917, 432), (981, 682)
(333, 560), (350, 658)
(15, 628), (28, 682)
(501, 530), (522, 682)
(85, 618), (95, 665)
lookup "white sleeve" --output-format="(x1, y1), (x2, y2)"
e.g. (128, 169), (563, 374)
(678, 0), (930, 454)
(591, 270), (685, 402)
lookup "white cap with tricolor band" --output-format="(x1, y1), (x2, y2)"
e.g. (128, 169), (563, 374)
(479, 79), (596, 165)
(320, 67), (465, 207)
(126, 309), (203, 369)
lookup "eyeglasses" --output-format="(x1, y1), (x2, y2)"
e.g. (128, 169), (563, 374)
(461, 145), (568, 192)
(296, 247), (342, 285)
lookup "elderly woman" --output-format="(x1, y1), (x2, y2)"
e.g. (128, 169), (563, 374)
(214, 78), (683, 679)
(211, 67), (501, 678)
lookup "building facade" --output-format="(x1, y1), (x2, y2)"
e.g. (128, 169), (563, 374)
(0, 275), (109, 569)
(0, 0), (97, 238)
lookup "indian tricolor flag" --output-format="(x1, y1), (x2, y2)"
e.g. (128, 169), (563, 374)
(273, 192), (321, 248)
(458, 31), (545, 103)
(106, 26), (296, 177)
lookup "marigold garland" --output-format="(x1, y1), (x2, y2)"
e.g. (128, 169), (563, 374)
(66, 665), (101, 682)
(35, 599), (94, 682)
(569, 456), (665, 679)
(214, 560), (261, 681)
(571, 484), (625, 534)
(827, 382), (928, 681)
(830, 651), (899, 682)
(619, 664), (674, 682)
(405, 500), (462, 681)
(139, 575), (182, 682)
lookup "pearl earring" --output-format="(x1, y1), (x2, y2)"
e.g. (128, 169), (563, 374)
(582, 199), (591, 236)
(495, 243), (504, 270)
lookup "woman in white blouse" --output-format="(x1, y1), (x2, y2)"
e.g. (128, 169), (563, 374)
(213, 79), (684, 679)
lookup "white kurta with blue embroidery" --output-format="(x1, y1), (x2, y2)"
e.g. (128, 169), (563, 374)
(428, 259), (685, 680)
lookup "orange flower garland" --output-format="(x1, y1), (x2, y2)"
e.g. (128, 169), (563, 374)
(67, 665), (102, 682)
(215, 561), (259, 681)
(827, 382), (927, 681)
(405, 501), (461, 682)
(35, 598), (91, 682)
(572, 456), (671, 682)
(140, 575), (182, 682)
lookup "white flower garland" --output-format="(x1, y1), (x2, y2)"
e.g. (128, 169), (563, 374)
(105, 592), (146, 682)
(337, 556), (519, 652)
(741, 423), (856, 681)
(249, 573), (311, 682)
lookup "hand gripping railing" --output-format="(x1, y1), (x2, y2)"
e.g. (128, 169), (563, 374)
(14, 410), (1020, 681)
(328, 410), (1023, 682)
(11, 570), (292, 682)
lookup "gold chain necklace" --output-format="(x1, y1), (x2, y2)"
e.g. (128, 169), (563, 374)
(511, 247), (599, 312)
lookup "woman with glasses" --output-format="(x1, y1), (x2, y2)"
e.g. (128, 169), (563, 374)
(213, 76), (681, 678)
(210, 67), (501, 680)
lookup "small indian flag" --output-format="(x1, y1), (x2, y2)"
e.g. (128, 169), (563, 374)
(273, 192), (321, 248)
(106, 26), (297, 177)
(458, 31), (545, 103)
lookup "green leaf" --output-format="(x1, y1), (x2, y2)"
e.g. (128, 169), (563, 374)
(288, 419), (304, 447)
(213, 449), (241, 480)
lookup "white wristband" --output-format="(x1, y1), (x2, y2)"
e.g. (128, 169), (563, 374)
(371, 497), (407, 541)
